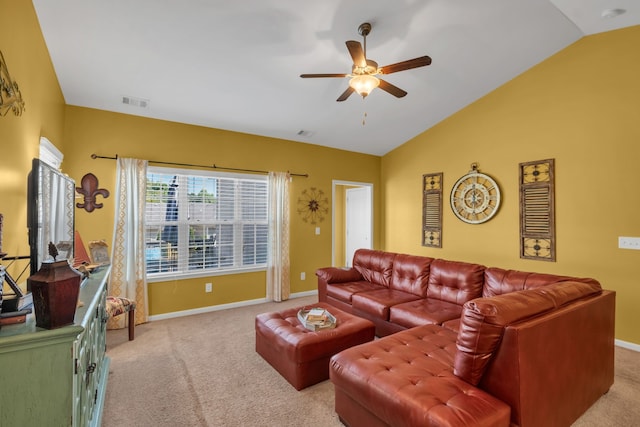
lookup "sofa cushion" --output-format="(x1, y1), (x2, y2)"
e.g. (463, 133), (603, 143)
(427, 259), (485, 305)
(389, 254), (434, 297)
(353, 249), (396, 287)
(351, 288), (421, 320)
(330, 324), (511, 427)
(441, 318), (461, 333)
(483, 267), (600, 297)
(389, 298), (463, 329)
(326, 281), (384, 304)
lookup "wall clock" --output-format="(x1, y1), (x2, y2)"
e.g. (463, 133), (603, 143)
(450, 163), (501, 224)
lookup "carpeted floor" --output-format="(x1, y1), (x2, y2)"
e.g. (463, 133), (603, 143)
(103, 296), (640, 426)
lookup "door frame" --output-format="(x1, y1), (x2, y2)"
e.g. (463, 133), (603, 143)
(332, 180), (373, 267)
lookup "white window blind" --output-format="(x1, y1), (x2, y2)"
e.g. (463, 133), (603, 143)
(145, 166), (268, 279)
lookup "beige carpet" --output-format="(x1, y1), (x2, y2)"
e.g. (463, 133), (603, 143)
(103, 296), (640, 426)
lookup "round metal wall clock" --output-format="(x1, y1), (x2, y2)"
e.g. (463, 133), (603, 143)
(450, 163), (501, 224)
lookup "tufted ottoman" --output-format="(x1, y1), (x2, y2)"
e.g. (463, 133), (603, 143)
(255, 302), (375, 390)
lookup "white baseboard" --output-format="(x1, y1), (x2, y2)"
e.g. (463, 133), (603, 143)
(615, 339), (640, 352)
(148, 290), (318, 322)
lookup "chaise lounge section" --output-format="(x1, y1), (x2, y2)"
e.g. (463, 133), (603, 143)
(316, 249), (615, 427)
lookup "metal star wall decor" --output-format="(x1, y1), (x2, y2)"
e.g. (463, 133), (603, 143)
(297, 187), (329, 225)
(0, 50), (25, 117)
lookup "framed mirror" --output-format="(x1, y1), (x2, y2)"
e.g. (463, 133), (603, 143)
(27, 158), (75, 276)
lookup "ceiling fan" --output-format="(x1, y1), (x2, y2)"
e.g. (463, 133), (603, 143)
(300, 22), (432, 102)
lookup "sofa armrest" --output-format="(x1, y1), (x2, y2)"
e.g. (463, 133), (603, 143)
(316, 267), (363, 302)
(454, 281), (604, 386)
(316, 267), (363, 284)
(454, 290), (555, 385)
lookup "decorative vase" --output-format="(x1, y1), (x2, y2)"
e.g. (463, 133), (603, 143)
(28, 260), (81, 329)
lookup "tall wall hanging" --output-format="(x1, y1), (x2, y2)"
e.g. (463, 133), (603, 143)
(450, 163), (501, 224)
(297, 187), (328, 225)
(76, 173), (110, 212)
(519, 158), (556, 261)
(0, 50), (25, 117)
(422, 173), (443, 247)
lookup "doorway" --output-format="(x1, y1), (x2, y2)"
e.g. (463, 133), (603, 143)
(332, 180), (373, 267)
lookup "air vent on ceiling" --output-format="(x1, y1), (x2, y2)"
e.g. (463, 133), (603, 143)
(296, 130), (314, 138)
(122, 96), (150, 109)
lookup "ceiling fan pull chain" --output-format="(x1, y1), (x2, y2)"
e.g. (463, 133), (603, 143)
(361, 92), (368, 126)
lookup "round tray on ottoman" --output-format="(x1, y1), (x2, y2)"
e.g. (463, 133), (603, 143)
(255, 302), (375, 390)
(297, 307), (337, 331)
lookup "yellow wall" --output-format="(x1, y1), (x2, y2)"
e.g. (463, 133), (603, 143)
(382, 26), (640, 344)
(61, 107), (381, 315)
(0, 0), (66, 280)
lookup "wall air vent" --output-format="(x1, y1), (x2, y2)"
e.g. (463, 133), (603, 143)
(122, 96), (150, 109)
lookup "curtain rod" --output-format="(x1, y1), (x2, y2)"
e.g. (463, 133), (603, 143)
(90, 154), (308, 177)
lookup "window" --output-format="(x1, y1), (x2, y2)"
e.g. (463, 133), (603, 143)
(145, 167), (268, 279)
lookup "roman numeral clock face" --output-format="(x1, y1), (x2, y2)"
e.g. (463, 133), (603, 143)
(450, 170), (501, 224)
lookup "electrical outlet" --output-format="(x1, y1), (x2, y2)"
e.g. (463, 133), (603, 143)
(619, 236), (640, 250)
(205, 282), (212, 292)
(300, 272), (306, 280)
(315, 227), (320, 235)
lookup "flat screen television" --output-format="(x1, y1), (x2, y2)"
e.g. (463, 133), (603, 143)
(27, 158), (75, 277)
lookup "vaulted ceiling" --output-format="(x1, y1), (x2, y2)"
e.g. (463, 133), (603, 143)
(33, 0), (639, 156)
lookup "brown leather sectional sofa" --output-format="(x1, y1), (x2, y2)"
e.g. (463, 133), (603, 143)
(316, 249), (616, 427)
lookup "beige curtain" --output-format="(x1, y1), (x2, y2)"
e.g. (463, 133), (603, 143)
(266, 171), (291, 302)
(108, 157), (148, 328)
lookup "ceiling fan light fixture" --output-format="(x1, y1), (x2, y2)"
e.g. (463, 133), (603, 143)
(349, 74), (380, 98)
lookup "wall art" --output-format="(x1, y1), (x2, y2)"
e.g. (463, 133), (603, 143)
(422, 173), (443, 247)
(76, 173), (110, 212)
(519, 158), (556, 261)
(0, 50), (25, 117)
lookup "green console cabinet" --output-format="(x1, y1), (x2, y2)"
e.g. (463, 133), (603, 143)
(0, 267), (110, 426)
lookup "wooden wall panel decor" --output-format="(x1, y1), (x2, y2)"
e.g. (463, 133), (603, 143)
(422, 173), (443, 248)
(519, 159), (555, 261)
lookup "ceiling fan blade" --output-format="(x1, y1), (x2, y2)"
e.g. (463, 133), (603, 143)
(300, 73), (348, 78)
(378, 79), (407, 98)
(337, 86), (355, 102)
(379, 56), (432, 74)
(346, 40), (366, 68)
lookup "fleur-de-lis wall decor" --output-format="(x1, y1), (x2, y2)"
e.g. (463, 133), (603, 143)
(76, 173), (110, 212)
(0, 50), (25, 117)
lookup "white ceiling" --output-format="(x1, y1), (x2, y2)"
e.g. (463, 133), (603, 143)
(32, 0), (639, 156)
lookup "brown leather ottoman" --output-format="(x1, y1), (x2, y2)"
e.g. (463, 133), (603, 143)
(255, 302), (375, 390)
